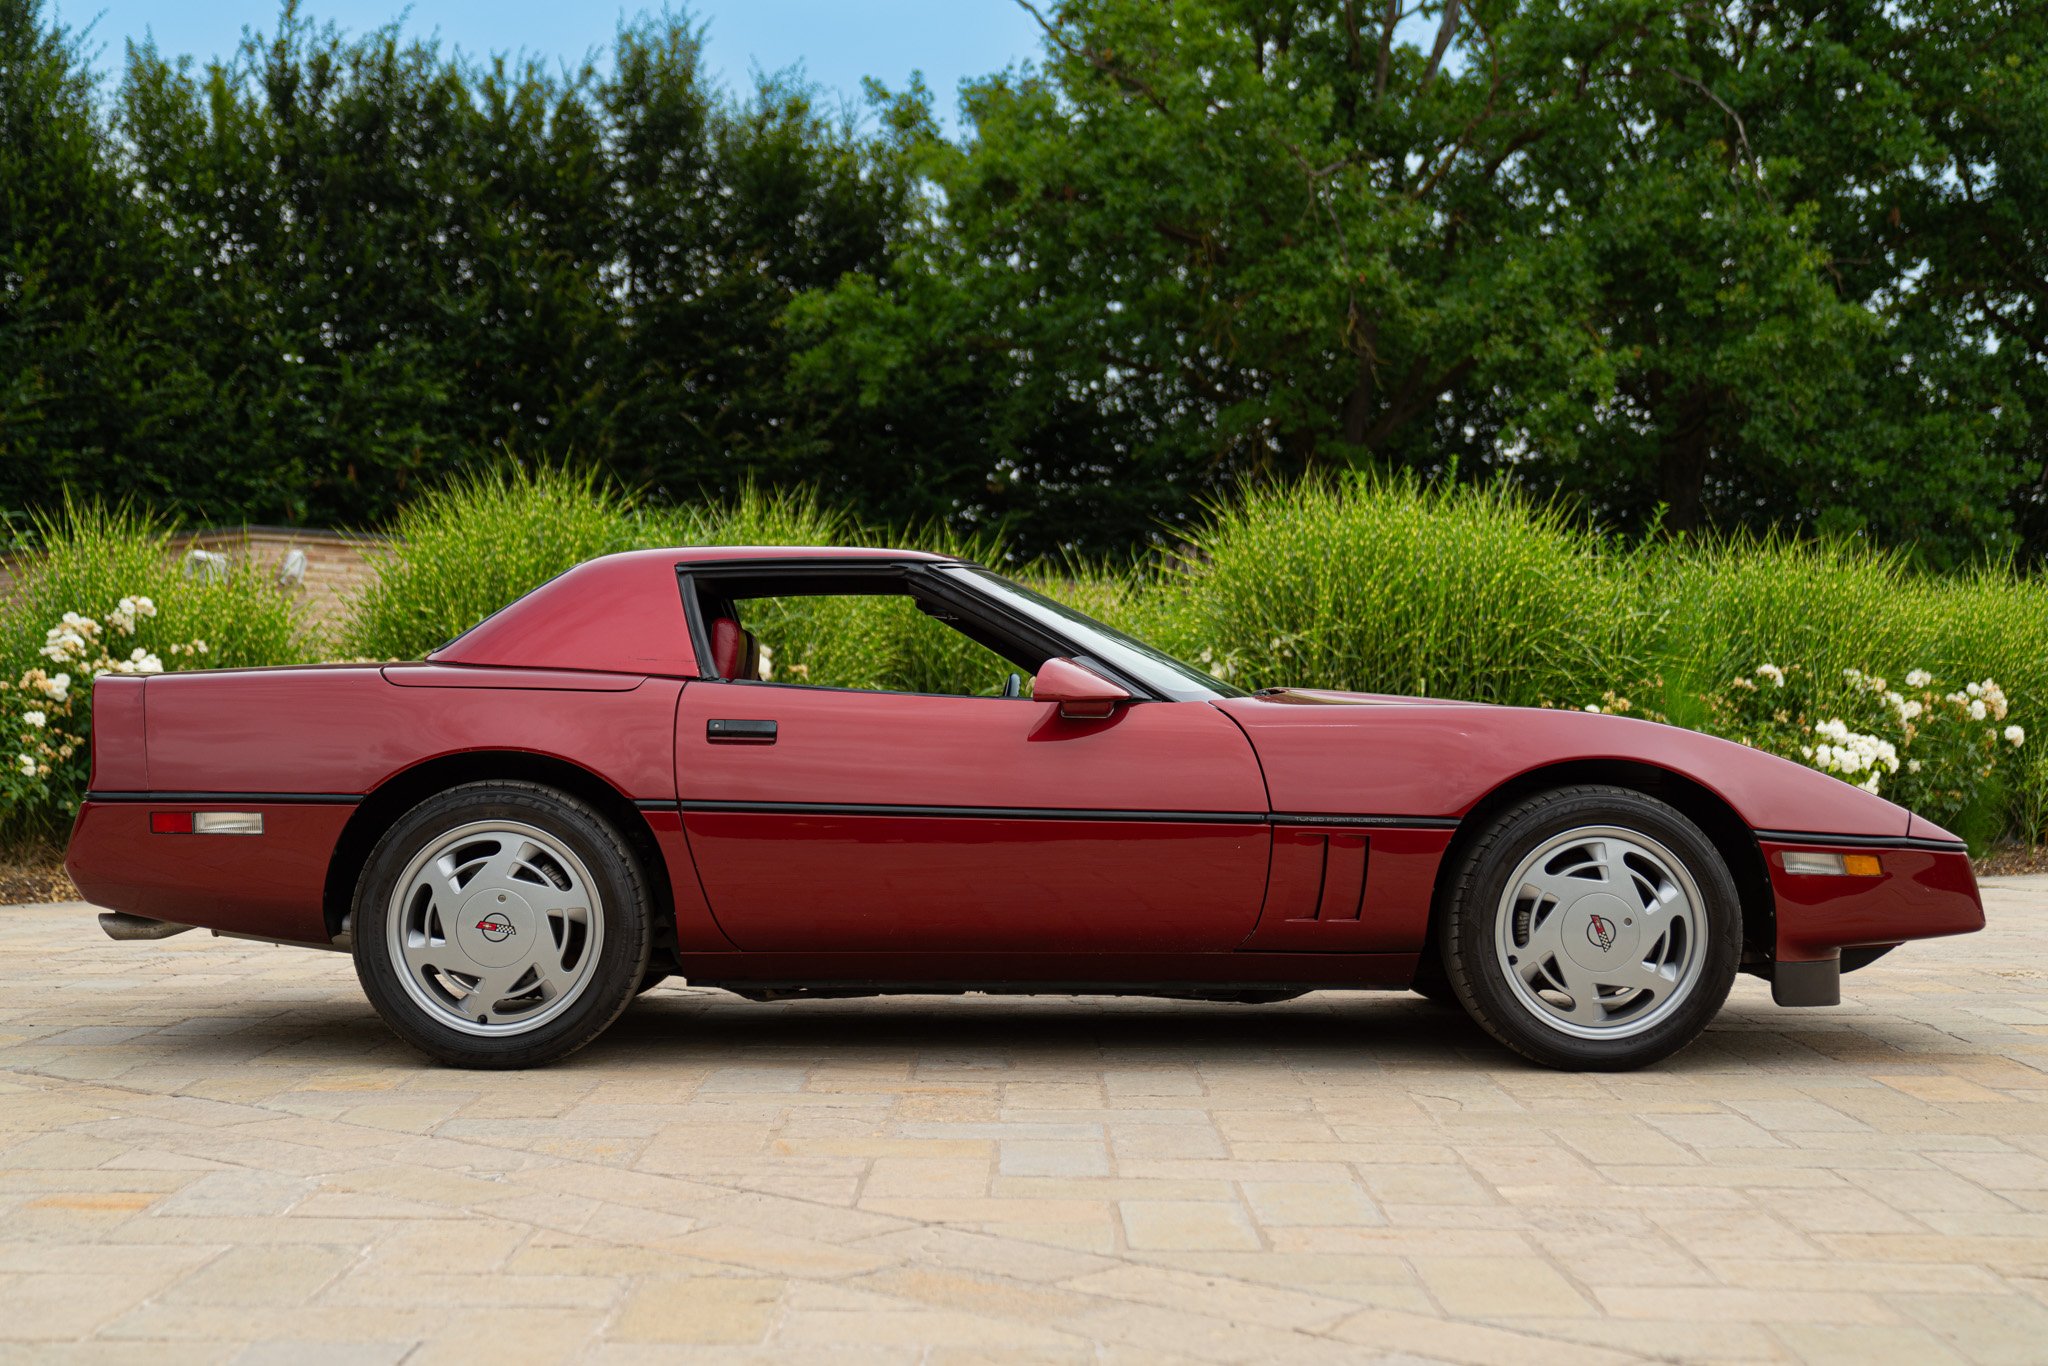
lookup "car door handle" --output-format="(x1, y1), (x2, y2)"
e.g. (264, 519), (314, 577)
(706, 718), (777, 744)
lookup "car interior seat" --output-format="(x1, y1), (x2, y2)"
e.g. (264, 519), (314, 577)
(708, 615), (762, 681)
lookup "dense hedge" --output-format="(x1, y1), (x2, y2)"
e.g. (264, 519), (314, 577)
(3, 470), (2042, 850)
(6, 0), (2047, 562)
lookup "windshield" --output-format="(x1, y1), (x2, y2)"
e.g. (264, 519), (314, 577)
(947, 566), (1246, 702)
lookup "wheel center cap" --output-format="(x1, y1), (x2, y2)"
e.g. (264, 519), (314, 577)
(1563, 892), (1639, 972)
(454, 888), (534, 969)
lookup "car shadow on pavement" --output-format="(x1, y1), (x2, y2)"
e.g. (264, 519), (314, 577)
(602, 991), (1497, 1065)
(562, 984), (1946, 1074)
(68, 981), (1963, 1075)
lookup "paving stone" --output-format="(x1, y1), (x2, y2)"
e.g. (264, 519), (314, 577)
(1118, 1199), (1262, 1251)
(2, 880), (2048, 1360)
(612, 1274), (782, 1343)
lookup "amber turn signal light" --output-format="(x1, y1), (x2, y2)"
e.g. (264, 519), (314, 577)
(1780, 850), (1884, 877)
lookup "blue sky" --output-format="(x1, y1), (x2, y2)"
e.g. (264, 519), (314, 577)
(51, 1), (1047, 125)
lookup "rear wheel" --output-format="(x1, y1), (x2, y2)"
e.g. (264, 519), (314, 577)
(352, 781), (652, 1068)
(1440, 785), (1739, 1070)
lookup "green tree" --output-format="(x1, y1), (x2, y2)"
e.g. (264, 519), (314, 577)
(598, 21), (921, 504)
(791, 0), (2046, 561)
(0, 0), (204, 515)
(6, 0), (2043, 564)
(8, 2), (924, 531)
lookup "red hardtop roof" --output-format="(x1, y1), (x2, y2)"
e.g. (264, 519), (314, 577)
(667, 545), (952, 564)
(429, 546), (952, 676)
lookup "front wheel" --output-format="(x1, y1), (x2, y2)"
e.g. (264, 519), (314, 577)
(352, 781), (653, 1068)
(1439, 785), (1740, 1071)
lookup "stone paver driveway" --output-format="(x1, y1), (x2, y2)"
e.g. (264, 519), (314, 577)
(4, 879), (2048, 1364)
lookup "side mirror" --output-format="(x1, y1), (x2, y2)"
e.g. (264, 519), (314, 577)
(1033, 657), (1132, 720)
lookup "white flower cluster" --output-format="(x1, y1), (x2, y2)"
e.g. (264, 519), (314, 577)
(33, 600), (166, 677)
(1802, 718), (1900, 794)
(40, 612), (100, 664)
(1196, 647), (1238, 682)
(23, 669), (70, 703)
(1943, 678), (2010, 725)
(107, 595), (157, 634)
(1579, 690), (1639, 716)
(1859, 666), (2021, 741)
(1719, 661), (2024, 812)
(9, 593), (198, 791)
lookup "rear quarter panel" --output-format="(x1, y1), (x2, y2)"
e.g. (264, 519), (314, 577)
(71, 666), (683, 942)
(139, 667), (680, 799)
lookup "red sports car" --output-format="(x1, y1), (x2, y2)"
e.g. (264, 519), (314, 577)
(66, 547), (1984, 1070)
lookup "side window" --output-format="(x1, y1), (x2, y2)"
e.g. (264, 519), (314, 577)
(726, 592), (1032, 699)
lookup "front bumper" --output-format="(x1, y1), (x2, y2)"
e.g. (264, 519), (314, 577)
(1757, 835), (1983, 1005)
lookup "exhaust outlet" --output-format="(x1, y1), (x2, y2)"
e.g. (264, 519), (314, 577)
(98, 912), (197, 942)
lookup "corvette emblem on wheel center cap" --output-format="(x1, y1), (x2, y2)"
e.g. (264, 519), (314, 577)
(456, 889), (534, 968)
(1564, 891), (1639, 971)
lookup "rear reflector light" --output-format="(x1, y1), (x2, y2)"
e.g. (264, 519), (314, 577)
(149, 811), (263, 836)
(1781, 851), (1883, 877)
(194, 812), (264, 835)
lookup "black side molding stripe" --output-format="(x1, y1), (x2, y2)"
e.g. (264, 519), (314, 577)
(91, 790), (1465, 831)
(675, 800), (1262, 824)
(86, 790), (364, 806)
(1274, 812), (1462, 829)
(1753, 829), (1969, 853)
(660, 798), (1460, 829)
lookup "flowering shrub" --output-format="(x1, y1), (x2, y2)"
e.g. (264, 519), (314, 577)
(1698, 663), (2024, 830)
(1, 596), (216, 820)
(0, 502), (307, 844)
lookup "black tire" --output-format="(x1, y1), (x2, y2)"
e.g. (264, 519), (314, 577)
(1439, 784), (1740, 1071)
(351, 781), (653, 1068)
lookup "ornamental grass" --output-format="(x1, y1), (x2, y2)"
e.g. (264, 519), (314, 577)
(3, 470), (2046, 849)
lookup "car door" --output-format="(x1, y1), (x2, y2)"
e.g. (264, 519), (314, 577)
(673, 681), (1271, 953)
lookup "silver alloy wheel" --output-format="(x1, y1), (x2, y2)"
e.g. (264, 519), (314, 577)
(385, 820), (606, 1038)
(1491, 824), (1708, 1040)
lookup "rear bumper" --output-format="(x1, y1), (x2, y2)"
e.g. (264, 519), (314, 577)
(1759, 835), (1983, 965)
(65, 799), (353, 945)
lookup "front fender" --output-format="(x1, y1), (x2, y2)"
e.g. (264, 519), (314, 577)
(1216, 697), (1913, 839)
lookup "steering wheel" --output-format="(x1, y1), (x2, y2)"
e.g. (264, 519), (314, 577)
(1002, 671), (1023, 699)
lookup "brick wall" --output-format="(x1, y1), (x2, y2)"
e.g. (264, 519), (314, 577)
(0, 527), (389, 634)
